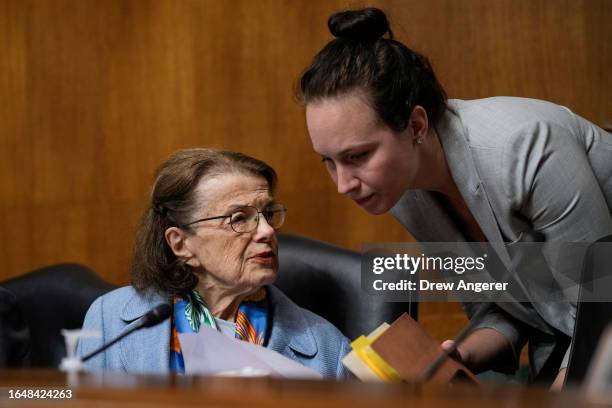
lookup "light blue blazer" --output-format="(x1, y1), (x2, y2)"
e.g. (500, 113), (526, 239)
(77, 285), (350, 378)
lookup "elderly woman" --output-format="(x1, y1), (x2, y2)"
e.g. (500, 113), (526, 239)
(78, 148), (350, 378)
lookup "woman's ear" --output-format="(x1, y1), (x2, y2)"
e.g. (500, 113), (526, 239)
(164, 227), (200, 268)
(409, 105), (429, 139)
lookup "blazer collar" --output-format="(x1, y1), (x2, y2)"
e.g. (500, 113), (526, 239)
(266, 286), (318, 357)
(119, 288), (171, 372)
(119, 288), (170, 321)
(391, 106), (508, 255)
(435, 105), (508, 259)
(118, 286), (318, 372)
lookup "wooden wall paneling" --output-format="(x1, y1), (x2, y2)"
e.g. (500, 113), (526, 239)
(0, 0), (609, 344)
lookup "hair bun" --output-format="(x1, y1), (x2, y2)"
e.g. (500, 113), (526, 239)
(328, 8), (391, 41)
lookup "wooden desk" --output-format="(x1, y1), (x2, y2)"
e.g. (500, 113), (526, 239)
(0, 369), (598, 408)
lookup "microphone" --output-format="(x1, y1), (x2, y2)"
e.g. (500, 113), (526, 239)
(81, 303), (172, 363)
(139, 303), (173, 328)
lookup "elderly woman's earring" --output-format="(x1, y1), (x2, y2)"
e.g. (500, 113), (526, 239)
(416, 137), (423, 144)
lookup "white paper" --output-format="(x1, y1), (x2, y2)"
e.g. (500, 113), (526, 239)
(178, 325), (322, 379)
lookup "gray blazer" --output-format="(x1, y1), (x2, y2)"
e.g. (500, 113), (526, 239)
(77, 285), (350, 378)
(391, 97), (612, 376)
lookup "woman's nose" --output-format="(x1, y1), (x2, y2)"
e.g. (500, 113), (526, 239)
(336, 166), (359, 195)
(253, 214), (275, 242)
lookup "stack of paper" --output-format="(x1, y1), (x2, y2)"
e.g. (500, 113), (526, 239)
(178, 325), (321, 379)
(342, 322), (401, 382)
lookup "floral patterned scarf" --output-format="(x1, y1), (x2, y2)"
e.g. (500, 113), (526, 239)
(169, 287), (268, 373)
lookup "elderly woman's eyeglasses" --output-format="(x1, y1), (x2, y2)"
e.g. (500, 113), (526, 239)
(184, 203), (287, 233)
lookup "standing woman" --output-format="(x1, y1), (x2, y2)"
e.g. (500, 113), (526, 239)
(299, 7), (612, 388)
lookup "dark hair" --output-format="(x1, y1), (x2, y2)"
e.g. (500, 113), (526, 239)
(300, 8), (447, 131)
(131, 148), (277, 295)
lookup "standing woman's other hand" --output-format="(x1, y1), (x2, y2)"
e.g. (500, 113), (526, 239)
(550, 367), (567, 391)
(441, 339), (467, 365)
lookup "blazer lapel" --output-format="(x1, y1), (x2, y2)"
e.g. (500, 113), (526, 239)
(119, 289), (171, 373)
(432, 108), (553, 333)
(436, 107), (510, 263)
(266, 286), (318, 358)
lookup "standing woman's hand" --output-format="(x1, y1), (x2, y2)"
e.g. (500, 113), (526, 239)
(440, 328), (513, 374)
(550, 368), (567, 391)
(440, 339), (467, 364)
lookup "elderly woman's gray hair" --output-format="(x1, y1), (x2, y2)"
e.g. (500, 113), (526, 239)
(130, 148), (277, 295)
